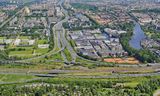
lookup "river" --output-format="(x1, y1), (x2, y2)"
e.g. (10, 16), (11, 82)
(129, 22), (146, 49)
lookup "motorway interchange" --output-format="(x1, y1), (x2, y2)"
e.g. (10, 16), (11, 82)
(0, 0), (160, 79)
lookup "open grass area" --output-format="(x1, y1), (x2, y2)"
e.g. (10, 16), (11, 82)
(9, 47), (33, 57)
(0, 63), (63, 73)
(37, 40), (48, 44)
(8, 46), (49, 59)
(9, 47), (33, 58)
(35, 48), (49, 55)
(0, 37), (6, 39)
(9, 50), (33, 55)
(123, 82), (139, 88)
(0, 74), (37, 83)
(9, 52), (33, 58)
(27, 52), (64, 64)
(49, 53), (63, 61)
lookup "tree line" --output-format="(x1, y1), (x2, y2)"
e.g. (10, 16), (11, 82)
(0, 77), (160, 96)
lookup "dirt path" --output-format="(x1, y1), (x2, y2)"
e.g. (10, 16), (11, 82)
(154, 89), (160, 96)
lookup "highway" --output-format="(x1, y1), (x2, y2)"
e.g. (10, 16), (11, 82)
(53, 0), (77, 63)
(61, 0), (77, 62)
(57, 29), (68, 62)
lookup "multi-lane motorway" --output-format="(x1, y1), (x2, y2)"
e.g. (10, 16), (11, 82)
(54, 0), (77, 63)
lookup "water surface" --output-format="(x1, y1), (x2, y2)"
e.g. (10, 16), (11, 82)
(129, 22), (146, 49)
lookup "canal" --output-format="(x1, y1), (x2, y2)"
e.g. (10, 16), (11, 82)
(129, 22), (146, 49)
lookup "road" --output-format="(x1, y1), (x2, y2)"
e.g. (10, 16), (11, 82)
(0, 69), (160, 80)
(57, 29), (68, 62)
(154, 89), (160, 96)
(33, 71), (160, 79)
(52, 0), (69, 63)
(58, 0), (77, 62)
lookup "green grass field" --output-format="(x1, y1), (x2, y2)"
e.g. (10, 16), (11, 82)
(0, 74), (37, 83)
(35, 48), (49, 54)
(49, 53), (63, 61)
(8, 45), (49, 59)
(9, 47), (33, 58)
(0, 37), (6, 39)
(37, 40), (48, 44)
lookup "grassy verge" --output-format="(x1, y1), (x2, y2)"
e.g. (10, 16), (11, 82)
(63, 48), (72, 61)
(0, 74), (37, 83)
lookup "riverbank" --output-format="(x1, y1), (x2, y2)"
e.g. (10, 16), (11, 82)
(120, 22), (158, 63)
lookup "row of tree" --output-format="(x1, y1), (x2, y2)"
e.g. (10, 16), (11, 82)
(0, 78), (160, 96)
(49, 23), (55, 50)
